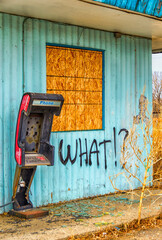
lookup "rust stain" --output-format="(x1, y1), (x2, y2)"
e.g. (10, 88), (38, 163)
(51, 192), (53, 200)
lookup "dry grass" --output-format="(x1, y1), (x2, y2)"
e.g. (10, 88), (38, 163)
(153, 115), (162, 187)
(108, 97), (162, 225)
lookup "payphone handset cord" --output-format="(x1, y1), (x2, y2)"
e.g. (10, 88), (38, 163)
(0, 200), (15, 208)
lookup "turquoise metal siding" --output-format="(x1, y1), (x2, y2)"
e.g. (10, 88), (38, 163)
(0, 14), (24, 213)
(93, 0), (162, 17)
(0, 13), (152, 213)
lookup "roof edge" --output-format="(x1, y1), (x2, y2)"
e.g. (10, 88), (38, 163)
(80, 0), (162, 22)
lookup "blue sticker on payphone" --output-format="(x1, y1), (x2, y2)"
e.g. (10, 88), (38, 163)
(32, 99), (61, 107)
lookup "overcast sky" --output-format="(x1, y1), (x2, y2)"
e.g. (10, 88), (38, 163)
(152, 53), (162, 73)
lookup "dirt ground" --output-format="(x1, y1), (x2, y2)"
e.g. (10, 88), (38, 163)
(118, 224), (162, 240)
(0, 189), (161, 240)
(73, 214), (162, 239)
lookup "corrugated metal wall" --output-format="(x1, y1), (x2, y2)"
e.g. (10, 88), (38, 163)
(94, 0), (162, 17)
(0, 14), (24, 213)
(0, 13), (152, 213)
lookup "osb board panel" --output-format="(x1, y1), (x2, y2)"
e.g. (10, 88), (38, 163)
(85, 92), (102, 104)
(84, 78), (102, 91)
(66, 50), (76, 77)
(66, 91), (76, 104)
(66, 77), (75, 90)
(47, 77), (65, 90)
(92, 105), (102, 129)
(76, 105), (85, 130)
(52, 104), (66, 132)
(76, 92), (85, 104)
(46, 46), (102, 79)
(75, 51), (85, 78)
(76, 78), (85, 90)
(46, 46), (103, 131)
(84, 105), (102, 130)
(46, 48), (65, 76)
(84, 52), (102, 78)
(47, 90), (66, 102)
(66, 105), (76, 131)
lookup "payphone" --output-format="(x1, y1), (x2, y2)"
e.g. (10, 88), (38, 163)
(12, 92), (64, 212)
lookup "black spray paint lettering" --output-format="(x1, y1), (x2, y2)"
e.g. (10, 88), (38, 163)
(58, 127), (129, 169)
(118, 128), (129, 141)
(59, 139), (78, 165)
(118, 128), (129, 169)
(79, 138), (88, 167)
(113, 127), (117, 167)
(99, 140), (111, 169)
(89, 139), (99, 167)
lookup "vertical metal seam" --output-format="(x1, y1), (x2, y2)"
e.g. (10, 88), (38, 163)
(22, 17), (32, 93)
(0, 13), (4, 212)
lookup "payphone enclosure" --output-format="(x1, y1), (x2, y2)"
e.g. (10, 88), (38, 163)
(12, 92), (64, 212)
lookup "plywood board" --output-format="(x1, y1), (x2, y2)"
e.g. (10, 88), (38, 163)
(84, 105), (102, 130)
(47, 77), (65, 90)
(84, 51), (102, 79)
(76, 78), (85, 90)
(46, 46), (103, 132)
(75, 50), (85, 78)
(46, 47), (65, 76)
(52, 104), (66, 132)
(85, 78), (102, 91)
(76, 105), (85, 130)
(66, 77), (75, 90)
(84, 105), (95, 130)
(47, 90), (66, 102)
(85, 92), (102, 104)
(66, 105), (76, 131)
(66, 49), (76, 77)
(66, 91), (76, 104)
(76, 92), (85, 104)
(92, 105), (102, 129)
(95, 53), (102, 79)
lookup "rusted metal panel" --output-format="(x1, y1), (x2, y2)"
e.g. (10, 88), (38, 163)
(0, 13), (152, 213)
(93, 0), (162, 18)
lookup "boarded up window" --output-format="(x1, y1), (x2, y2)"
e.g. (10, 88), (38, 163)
(46, 46), (103, 132)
